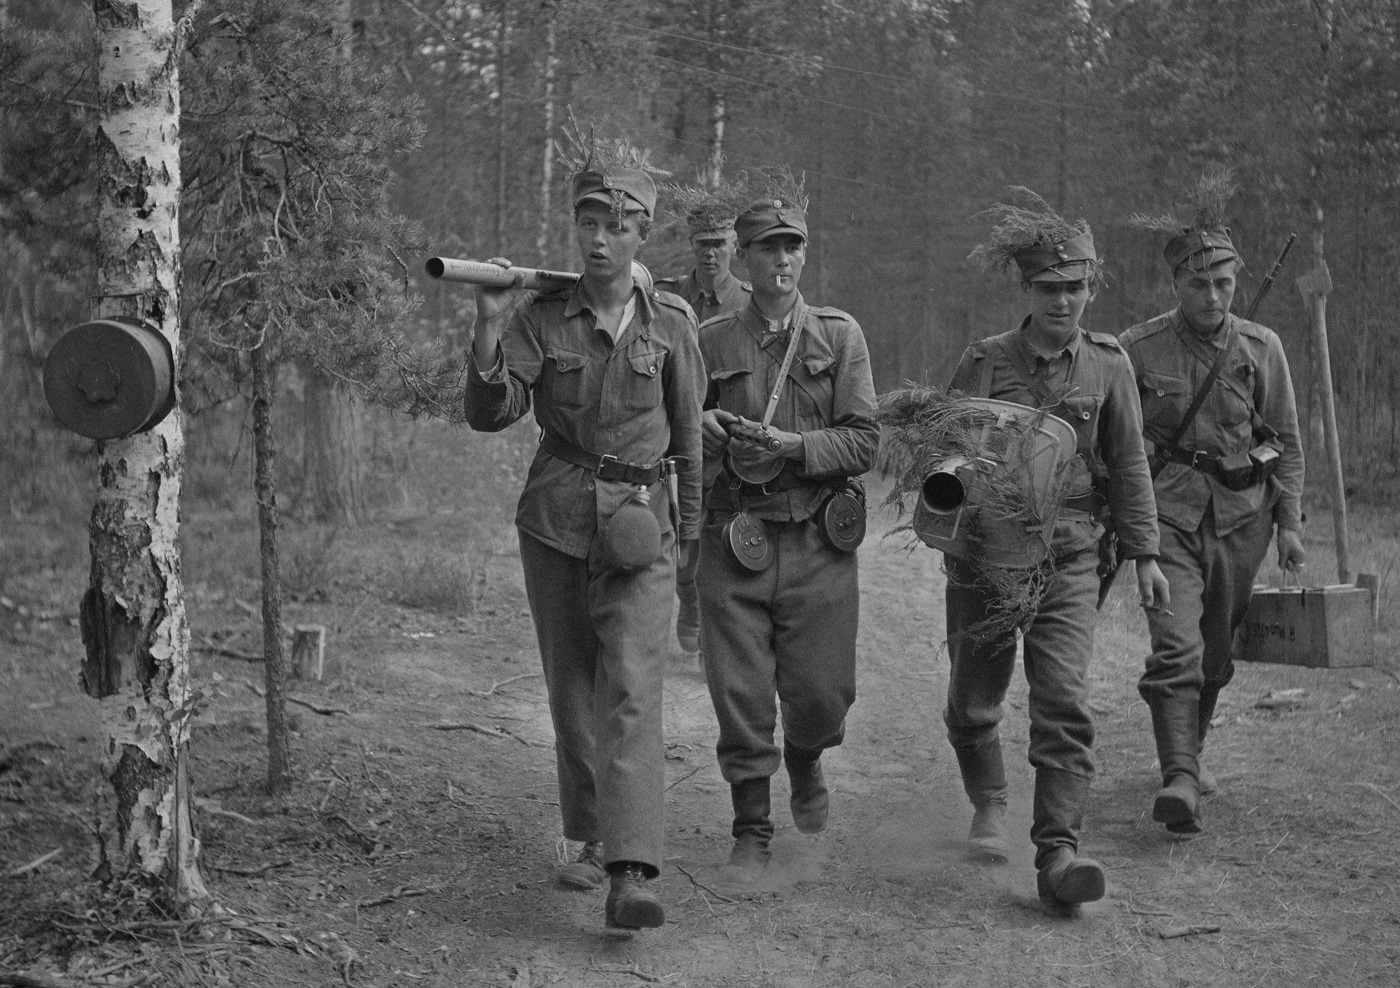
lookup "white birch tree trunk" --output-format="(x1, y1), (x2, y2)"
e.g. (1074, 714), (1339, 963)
(83, 0), (207, 908)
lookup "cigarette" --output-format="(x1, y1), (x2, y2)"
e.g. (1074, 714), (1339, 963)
(776, 275), (783, 289)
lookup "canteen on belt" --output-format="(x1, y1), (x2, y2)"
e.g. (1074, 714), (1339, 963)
(43, 317), (176, 440)
(601, 488), (662, 572)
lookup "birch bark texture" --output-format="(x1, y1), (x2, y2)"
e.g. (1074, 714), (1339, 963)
(81, 0), (207, 904)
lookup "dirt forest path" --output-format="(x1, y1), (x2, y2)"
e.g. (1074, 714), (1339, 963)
(5, 488), (1400, 987)
(233, 489), (1399, 988)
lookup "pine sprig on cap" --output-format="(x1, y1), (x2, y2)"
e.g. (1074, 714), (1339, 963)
(663, 171), (750, 229)
(968, 187), (1090, 272)
(1129, 164), (1238, 234)
(753, 166), (810, 213)
(554, 107), (669, 179)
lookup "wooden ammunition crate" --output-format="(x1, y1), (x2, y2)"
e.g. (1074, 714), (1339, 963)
(1237, 580), (1376, 668)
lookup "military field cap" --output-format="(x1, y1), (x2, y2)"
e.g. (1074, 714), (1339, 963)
(1014, 231), (1098, 283)
(1164, 227), (1238, 273)
(687, 212), (736, 239)
(572, 168), (657, 217)
(735, 197), (808, 248)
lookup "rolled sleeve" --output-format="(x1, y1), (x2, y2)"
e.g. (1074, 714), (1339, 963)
(464, 308), (541, 432)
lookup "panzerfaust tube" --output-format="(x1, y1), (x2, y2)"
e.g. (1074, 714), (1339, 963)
(425, 257), (655, 292)
(424, 257), (579, 290)
(921, 457), (972, 514)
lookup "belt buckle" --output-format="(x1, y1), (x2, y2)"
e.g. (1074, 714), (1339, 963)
(1189, 450), (1209, 471)
(596, 454), (627, 482)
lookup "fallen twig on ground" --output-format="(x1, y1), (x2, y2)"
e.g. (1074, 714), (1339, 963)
(1348, 781), (1400, 814)
(0, 973), (76, 988)
(7, 848), (61, 876)
(665, 766), (701, 792)
(590, 961), (663, 983)
(210, 859), (293, 877)
(196, 635), (263, 661)
(244, 681), (348, 715)
(467, 672), (541, 698)
(357, 883), (439, 908)
(0, 740), (63, 774)
(195, 798), (261, 826)
(420, 722), (544, 746)
(1160, 924), (1221, 939)
(673, 863), (735, 904)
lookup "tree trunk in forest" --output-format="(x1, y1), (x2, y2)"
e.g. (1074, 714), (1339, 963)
(706, 89), (725, 191)
(537, 10), (557, 263)
(82, 0), (207, 910)
(251, 334), (292, 794)
(300, 0), (366, 525)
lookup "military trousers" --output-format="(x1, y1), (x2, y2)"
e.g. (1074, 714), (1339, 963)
(1140, 508), (1274, 703)
(697, 514), (858, 784)
(944, 545), (1099, 782)
(518, 528), (673, 876)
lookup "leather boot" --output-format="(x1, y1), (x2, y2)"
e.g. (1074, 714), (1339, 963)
(1149, 696), (1202, 835)
(954, 742), (1009, 863)
(1032, 768), (1106, 914)
(725, 778), (773, 880)
(784, 742), (830, 834)
(557, 840), (605, 890)
(1197, 684), (1222, 797)
(605, 862), (665, 929)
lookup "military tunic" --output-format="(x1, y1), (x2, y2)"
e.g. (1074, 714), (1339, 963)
(1119, 309), (1304, 701)
(466, 281), (705, 875)
(655, 267), (752, 327)
(943, 319), (1160, 864)
(696, 294), (879, 783)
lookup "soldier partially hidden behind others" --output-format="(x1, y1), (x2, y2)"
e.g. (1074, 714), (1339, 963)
(1120, 217), (1305, 837)
(464, 147), (704, 930)
(656, 205), (752, 661)
(945, 196), (1168, 915)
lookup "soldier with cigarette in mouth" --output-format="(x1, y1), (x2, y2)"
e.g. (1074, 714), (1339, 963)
(694, 189), (878, 881)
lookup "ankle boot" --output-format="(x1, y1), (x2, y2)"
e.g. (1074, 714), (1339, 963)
(605, 862), (665, 929)
(784, 742), (830, 834)
(1148, 696), (1201, 834)
(726, 778), (773, 877)
(1032, 768), (1106, 913)
(954, 742), (1009, 862)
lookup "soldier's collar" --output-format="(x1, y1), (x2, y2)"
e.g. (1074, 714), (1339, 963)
(1014, 315), (1082, 361)
(566, 278), (655, 328)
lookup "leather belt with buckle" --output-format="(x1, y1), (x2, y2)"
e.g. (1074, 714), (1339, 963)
(1168, 447), (1222, 477)
(540, 433), (675, 486)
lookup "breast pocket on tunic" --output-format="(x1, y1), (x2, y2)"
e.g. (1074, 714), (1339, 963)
(543, 345), (590, 408)
(1139, 371), (1189, 432)
(710, 368), (754, 417)
(624, 348), (667, 409)
(1060, 394), (1103, 459)
(1214, 364), (1256, 431)
(793, 356), (836, 427)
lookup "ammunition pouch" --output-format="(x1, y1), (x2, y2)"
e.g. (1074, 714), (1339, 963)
(721, 510), (774, 573)
(816, 477), (867, 553)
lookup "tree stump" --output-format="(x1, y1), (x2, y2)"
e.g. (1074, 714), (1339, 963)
(291, 625), (327, 681)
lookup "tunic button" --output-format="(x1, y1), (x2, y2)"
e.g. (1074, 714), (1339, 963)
(1157, 389), (1165, 396)
(1081, 411), (1090, 420)
(586, 481), (595, 491)
(649, 365), (657, 374)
